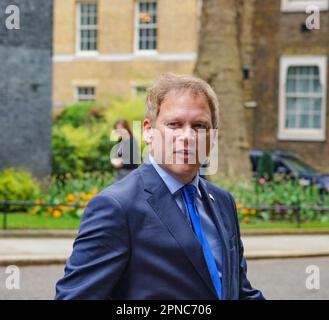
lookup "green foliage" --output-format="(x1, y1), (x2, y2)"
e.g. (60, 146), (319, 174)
(52, 125), (115, 179)
(257, 151), (274, 181)
(213, 177), (329, 224)
(31, 171), (114, 219)
(104, 96), (145, 127)
(52, 97), (145, 179)
(52, 127), (84, 179)
(0, 168), (41, 210)
(54, 102), (105, 127)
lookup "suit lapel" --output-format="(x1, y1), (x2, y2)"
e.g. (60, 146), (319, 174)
(140, 164), (218, 298)
(199, 179), (230, 300)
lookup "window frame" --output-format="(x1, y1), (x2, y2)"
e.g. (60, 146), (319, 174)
(134, 0), (158, 55)
(76, 2), (98, 56)
(281, 0), (329, 12)
(278, 55), (327, 141)
(75, 86), (96, 102)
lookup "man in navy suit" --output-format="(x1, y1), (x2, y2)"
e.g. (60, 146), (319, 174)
(55, 73), (264, 300)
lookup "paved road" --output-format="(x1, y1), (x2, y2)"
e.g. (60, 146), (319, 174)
(2, 235), (329, 264)
(0, 257), (328, 300)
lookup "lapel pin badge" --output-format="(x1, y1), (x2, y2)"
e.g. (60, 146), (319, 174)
(209, 193), (215, 201)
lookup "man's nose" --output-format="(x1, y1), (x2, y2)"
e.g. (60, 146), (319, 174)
(179, 127), (196, 140)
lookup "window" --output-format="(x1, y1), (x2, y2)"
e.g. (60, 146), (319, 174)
(77, 3), (98, 53)
(76, 87), (96, 102)
(136, 1), (157, 52)
(278, 56), (327, 141)
(281, 0), (329, 12)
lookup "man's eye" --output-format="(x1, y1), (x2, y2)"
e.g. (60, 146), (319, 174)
(193, 124), (208, 130)
(167, 122), (180, 129)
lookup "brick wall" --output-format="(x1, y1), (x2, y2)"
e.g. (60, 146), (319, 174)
(251, 0), (329, 170)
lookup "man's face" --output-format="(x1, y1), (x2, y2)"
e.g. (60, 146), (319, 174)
(144, 89), (215, 184)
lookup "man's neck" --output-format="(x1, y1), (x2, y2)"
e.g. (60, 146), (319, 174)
(148, 154), (198, 185)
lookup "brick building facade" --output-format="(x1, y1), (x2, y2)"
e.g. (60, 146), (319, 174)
(53, 0), (200, 105)
(53, 0), (329, 170)
(250, 0), (329, 171)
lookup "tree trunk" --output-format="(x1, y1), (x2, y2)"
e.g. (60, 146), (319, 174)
(194, 0), (251, 180)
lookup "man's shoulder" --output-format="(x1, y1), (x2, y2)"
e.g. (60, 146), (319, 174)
(98, 166), (143, 201)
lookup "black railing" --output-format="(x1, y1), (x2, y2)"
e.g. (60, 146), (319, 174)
(0, 200), (328, 230)
(242, 205), (329, 228)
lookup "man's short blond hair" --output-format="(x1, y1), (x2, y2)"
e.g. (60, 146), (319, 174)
(146, 73), (219, 128)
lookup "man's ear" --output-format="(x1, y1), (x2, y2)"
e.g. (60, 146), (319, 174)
(143, 119), (153, 144)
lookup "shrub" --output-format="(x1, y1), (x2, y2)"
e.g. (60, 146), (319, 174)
(52, 125), (115, 179)
(54, 102), (105, 127)
(52, 97), (145, 179)
(52, 127), (84, 180)
(0, 168), (41, 210)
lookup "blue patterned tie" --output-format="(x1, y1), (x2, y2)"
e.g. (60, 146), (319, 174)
(182, 184), (222, 300)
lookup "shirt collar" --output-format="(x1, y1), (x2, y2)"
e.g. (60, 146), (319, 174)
(148, 154), (201, 197)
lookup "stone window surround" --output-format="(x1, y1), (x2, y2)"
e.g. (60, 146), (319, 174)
(281, 0), (329, 12)
(278, 55), (327, 142)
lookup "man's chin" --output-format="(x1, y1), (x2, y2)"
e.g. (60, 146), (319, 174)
(163, 163), (199, 180)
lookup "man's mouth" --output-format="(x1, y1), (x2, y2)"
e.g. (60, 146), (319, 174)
(175, 150), (196, 156)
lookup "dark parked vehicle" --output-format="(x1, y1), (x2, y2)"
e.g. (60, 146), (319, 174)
(250, 149), (329, 194)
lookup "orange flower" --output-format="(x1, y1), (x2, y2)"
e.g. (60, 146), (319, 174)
(84, 194), (93, 201)
(251, 209), (257, 215)
(236, 203), (242, 209)
(243, 217), (249, 223)
(243, 208), (249, 215)
(66, 194), (76, 202)
(53, 210), (61, 218)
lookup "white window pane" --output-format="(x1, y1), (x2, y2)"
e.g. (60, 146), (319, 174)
(79, 3), (98, 51)
(314, 98), (322, 111)
(299, 98), (311, 112)
(287, 97), (297, 111)
(137, 1), (157, 51)
(77, 87), (96, 102)
(286, 114), (297, 128)
(286, 79), (295, 93)
(285, 64), (324, 130)
(287, 67), (296, 75)
(300, 114), (311, 128)
(314, 78), (322, 92)
(313, 115), (321, 128)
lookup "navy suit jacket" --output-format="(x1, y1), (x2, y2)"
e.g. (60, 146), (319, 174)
(55, 163), (264, 300)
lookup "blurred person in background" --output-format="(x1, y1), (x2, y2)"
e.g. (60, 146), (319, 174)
(111, 119), (140, 181)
